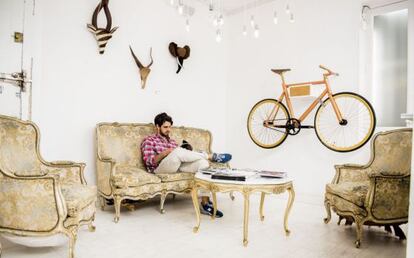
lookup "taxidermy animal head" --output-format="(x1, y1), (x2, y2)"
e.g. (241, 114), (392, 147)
(87, 0), (118, 54)
(168, 42), (190, 74)
(129, 46), (154, 89)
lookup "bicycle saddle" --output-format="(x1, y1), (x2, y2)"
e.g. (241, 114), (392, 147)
(271, 69), (291, 74)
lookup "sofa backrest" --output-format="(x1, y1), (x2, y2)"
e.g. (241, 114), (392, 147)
(96, 122), (212, 169)
(370, 128), (412, 175)
(0, 115), (42, 176)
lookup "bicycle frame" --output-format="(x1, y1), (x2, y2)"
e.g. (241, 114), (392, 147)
(268, 73), (344, 125)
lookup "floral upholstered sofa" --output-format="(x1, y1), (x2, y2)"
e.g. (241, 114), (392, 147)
(0, 115), (97, 258)
(96, 122), (226, 223)
(324, 128), (412, 248)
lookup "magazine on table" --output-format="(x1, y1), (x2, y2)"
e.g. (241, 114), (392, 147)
(257, 170), (287, 179)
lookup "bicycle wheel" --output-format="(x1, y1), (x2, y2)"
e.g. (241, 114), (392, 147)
(247, 99), (290, 149)
(314, 92), (376, 152)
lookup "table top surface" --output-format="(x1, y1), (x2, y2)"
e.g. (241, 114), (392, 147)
(195, 171), (292, 186)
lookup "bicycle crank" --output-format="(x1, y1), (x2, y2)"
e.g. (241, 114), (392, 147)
(286, 118), (301, 135)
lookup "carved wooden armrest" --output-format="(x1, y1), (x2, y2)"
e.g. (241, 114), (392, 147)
(42, 160), (87, 185)
(0, 171), (68, 222)
(333, 164), (370, 184)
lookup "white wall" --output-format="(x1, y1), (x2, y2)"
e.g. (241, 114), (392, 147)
(225, 0), (373, 197)
(30, 0), (229, 184)
(405, 0), (414, 256)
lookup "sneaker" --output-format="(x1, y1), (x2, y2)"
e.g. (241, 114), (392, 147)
(200, 202), (224, 218)
(212, 153), (232, 163)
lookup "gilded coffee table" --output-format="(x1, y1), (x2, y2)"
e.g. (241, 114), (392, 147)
(191, 172), (295, 246)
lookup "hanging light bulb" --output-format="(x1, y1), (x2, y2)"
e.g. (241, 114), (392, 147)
(289, 12), (295, 23)
(213, 15), (218, 26)
(185, 18), (190, 32)
(250, 15), (255, 28)
(215, 29), (222, 42)
(254, 24), (260, 38)
(286, 4), (290, 14)
(209, 0), (214, 11)
(218, 14), (224, 26)
(178, 0), (184, 15)
(273, 11), (278, 24)
(242, 25), (247, 36)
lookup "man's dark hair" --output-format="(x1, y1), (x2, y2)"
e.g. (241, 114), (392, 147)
(154, 112), (173, 127)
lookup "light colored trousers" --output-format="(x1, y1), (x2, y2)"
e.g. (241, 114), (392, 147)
(154, 147), (210, 197)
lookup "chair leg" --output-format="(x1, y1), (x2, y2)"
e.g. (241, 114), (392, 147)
(323, 199), (331, 224)
(99, 196), (106, 211)
(384, 225), (392, 234)
(66, 228), (78, 258)
(337, 216), (343, 225)
(354, 219), (363, 248)
(392, 224), (406, 240)
(88, 216), (96, 232)
(160, 192), (167, 214)
(114, 195), (122, 223)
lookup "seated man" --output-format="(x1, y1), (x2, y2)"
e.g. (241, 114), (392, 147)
(141, 112), (232, 217)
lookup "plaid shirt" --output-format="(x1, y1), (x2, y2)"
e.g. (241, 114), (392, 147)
(141, 133), (178, 172)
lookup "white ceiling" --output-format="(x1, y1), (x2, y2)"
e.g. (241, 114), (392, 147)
(196, 0), (278, 16)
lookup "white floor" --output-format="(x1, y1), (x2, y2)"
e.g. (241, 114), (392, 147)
(1, 193), (407, 258)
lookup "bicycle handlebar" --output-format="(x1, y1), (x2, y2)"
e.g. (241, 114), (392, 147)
(319, 65), (339, 76)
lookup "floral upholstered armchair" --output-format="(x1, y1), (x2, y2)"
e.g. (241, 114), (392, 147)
(0, 115), (97, 258)
(96, 122), (227, 223)
(324, 128), (412, 248)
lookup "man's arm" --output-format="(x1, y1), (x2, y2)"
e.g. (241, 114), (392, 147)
(141, 139), (157, 169)
(154, 148), (174, 164)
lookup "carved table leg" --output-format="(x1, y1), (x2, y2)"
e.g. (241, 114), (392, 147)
(243, 191), (250, 247)
(191, 187), (201, 233)
(259, 192), (265, 221)
(284, 185), (295, 236)
(211, 191), (217, 220)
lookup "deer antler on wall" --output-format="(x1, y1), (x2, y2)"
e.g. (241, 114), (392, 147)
(87, 0), (118, 54)
(129, 46), (154, 89)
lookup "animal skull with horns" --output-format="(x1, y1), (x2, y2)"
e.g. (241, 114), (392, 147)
(129, 46), (154, 89)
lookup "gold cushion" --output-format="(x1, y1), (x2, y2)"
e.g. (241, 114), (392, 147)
(156, 172), (194, 182)
(326, 181), (369, 207)
(113, 166), (161, 187)
(61, 185), (97, 217)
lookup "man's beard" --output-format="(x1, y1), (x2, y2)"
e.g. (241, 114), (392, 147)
(160, 131), (170, 139)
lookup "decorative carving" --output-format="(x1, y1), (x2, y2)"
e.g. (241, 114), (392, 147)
(129, 46), (154, 89)
(168, 42), (190, 73)
(87, 0), (118, 54)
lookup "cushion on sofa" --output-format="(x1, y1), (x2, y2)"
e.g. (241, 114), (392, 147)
(326, 181), (369, 207)
(156, 172), (194, 182)
(61, 184), (97, 217)
(113, 166), (161, 187)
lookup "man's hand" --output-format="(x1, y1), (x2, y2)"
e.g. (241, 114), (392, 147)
(155, 148), (175, 164)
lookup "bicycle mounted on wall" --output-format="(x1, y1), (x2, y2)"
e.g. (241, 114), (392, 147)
(247, 65), (376, 152)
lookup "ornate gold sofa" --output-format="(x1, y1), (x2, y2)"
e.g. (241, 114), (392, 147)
(324, 128), (412, 248)
(96, 122), (226, 223)
(0, 115), (97, 258)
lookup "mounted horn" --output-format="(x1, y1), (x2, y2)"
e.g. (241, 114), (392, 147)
(168, 42), (191, 74)
(129, 46), (153, 89)
(87, 0), (118, 54)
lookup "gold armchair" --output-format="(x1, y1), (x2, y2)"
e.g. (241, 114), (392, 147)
(0, 115), (97, 258)
(324, 128), (412, 248)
